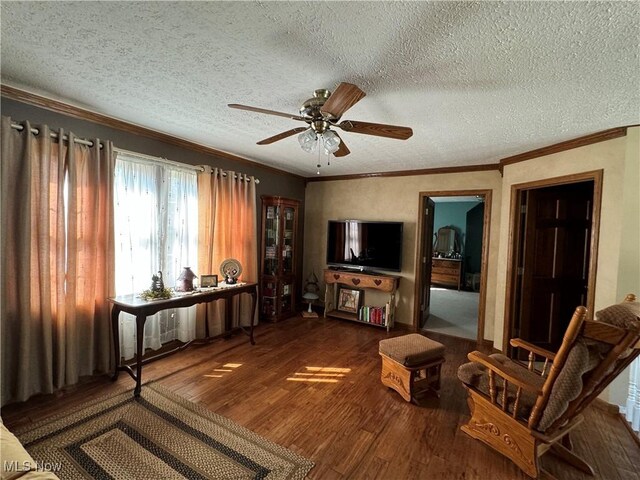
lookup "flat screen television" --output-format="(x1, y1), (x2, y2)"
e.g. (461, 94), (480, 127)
(326, 220), (403, 272)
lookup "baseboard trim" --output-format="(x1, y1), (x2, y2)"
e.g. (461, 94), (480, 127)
(585, 400), (640, 449)
(592, 398), (620, 416)
(420, 328), (487, 346)
(617, 413), (640, 449)
(480, 339), (497, 352)
(394, 322), (416, 332)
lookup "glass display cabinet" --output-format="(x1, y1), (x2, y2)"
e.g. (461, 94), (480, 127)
(260, 196), (299, 322)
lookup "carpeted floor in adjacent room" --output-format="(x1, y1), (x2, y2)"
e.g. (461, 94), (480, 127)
(423, 287), (479, 340)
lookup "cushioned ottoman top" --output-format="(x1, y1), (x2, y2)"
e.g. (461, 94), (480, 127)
(379, 333), (445, 366)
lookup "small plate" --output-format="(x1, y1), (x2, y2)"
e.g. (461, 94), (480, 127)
(220, 258), (242, 280)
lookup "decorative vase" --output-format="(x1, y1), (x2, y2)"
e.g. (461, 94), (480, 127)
(175, 267), (197, 291)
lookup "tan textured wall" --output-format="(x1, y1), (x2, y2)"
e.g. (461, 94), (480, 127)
(304, 132), (637, 405)
(495, 136), (629, 350)
(304, 171), (503, 340)
(607, 126), (640, 406)
(617, 126), (640, 299)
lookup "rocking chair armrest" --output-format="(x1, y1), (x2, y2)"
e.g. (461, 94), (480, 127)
(467, 351), (543, 394)
(510, 338), (556, 361)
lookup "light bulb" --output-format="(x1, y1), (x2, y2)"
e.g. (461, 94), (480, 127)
(322, 130), (341, 154)
(298, 129), (317, 154)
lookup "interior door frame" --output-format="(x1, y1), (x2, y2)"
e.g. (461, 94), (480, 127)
(418, 197), (435, 328)
(501, 170), (603, 353)
(413, 189), (493, 345)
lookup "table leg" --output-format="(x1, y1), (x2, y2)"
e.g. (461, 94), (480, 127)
(134, 313), (145, 397)
(111, 306), (122, 381)
(204, 303), (210, 339)
(224, 297), (233, 339)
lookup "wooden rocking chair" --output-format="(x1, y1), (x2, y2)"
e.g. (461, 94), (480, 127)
(458, 294), (640, 479)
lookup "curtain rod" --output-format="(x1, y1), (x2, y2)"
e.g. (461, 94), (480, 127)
(10, 122), (102, 148)
(115, 147), (199, 172)
(115, 147), (260, 184)
(10, 125), (259, 184)
(201, 167), (260, 184)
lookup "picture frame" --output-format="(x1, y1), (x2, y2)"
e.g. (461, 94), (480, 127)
(337, 287), (362, 314)
(200, 274), (218, 288)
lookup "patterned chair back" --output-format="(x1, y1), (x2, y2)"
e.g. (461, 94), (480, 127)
(530, 294), (640, 433)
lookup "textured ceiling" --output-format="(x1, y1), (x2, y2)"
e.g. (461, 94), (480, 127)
(1, 1), (638, 177)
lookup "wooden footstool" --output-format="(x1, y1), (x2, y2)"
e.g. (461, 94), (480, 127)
(379, 334), (445, 403)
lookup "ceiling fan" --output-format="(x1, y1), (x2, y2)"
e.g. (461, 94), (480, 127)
(228, 82), (413, 158)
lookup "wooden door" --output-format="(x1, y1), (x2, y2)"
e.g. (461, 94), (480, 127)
(513, 181), (594, 352)
(464, 202), (484, 277)
(419, 197), (435, 328)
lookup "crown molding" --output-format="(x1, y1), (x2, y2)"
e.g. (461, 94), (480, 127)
(4, 84), (633, 183)
(498, 127), (630, 173)
(1, 84), (305, 181)
(309, 125), (634, 182)
(306, 163), (500, 183)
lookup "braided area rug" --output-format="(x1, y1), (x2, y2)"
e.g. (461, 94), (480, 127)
(15, 383), (314, 479)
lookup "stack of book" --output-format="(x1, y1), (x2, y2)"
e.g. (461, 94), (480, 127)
(358, 305), (387, 326)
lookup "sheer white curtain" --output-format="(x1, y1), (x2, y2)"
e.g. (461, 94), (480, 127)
(624, 358), (640, 435)
(114, 153), (198, 360)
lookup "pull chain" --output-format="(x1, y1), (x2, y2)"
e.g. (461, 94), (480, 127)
(316, 134), (323, 175)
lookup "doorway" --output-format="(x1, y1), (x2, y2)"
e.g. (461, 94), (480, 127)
(503, 171), (602, 354)
(413, 190), (492, 344)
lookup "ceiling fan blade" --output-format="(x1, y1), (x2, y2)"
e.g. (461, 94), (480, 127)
(333, 133), (350, 157)
(320, 83), (366, 119)
(257, 127), (308, 145)
(337, 120), (413, 140)
(228, 104), (305, 122)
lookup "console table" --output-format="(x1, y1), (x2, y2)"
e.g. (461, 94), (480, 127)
(109, 282), (258, 397)
(323, 269), (400, 332)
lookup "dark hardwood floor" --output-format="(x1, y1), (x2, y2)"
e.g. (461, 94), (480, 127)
(3, 315), (639, 479)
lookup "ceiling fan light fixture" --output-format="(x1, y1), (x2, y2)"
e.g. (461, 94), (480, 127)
(230, 82), (412, 171)
(322, 130), (341, 154)
(298, 129), (317, 153)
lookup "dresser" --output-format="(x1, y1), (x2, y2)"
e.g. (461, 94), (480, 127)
(431, 258), (462, 290)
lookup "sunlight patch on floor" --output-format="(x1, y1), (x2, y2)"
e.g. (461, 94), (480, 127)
(204, 362), (243, 379)
(304, 366), (351, 373)
(286, 366), (352, 383)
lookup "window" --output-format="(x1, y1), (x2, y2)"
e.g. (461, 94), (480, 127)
(114, 152), (198, 359)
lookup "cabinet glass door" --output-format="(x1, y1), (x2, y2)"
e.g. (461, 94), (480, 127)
(282, 207), (295, 274)
(261, 278), (277, 317)
(264, 205), (279, 275)
(281, 282), (293, 314)
(260, 196), (299, 322)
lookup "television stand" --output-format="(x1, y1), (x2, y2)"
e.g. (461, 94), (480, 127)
(328, 265), (380, 275)
(323, 269), (400, 331)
